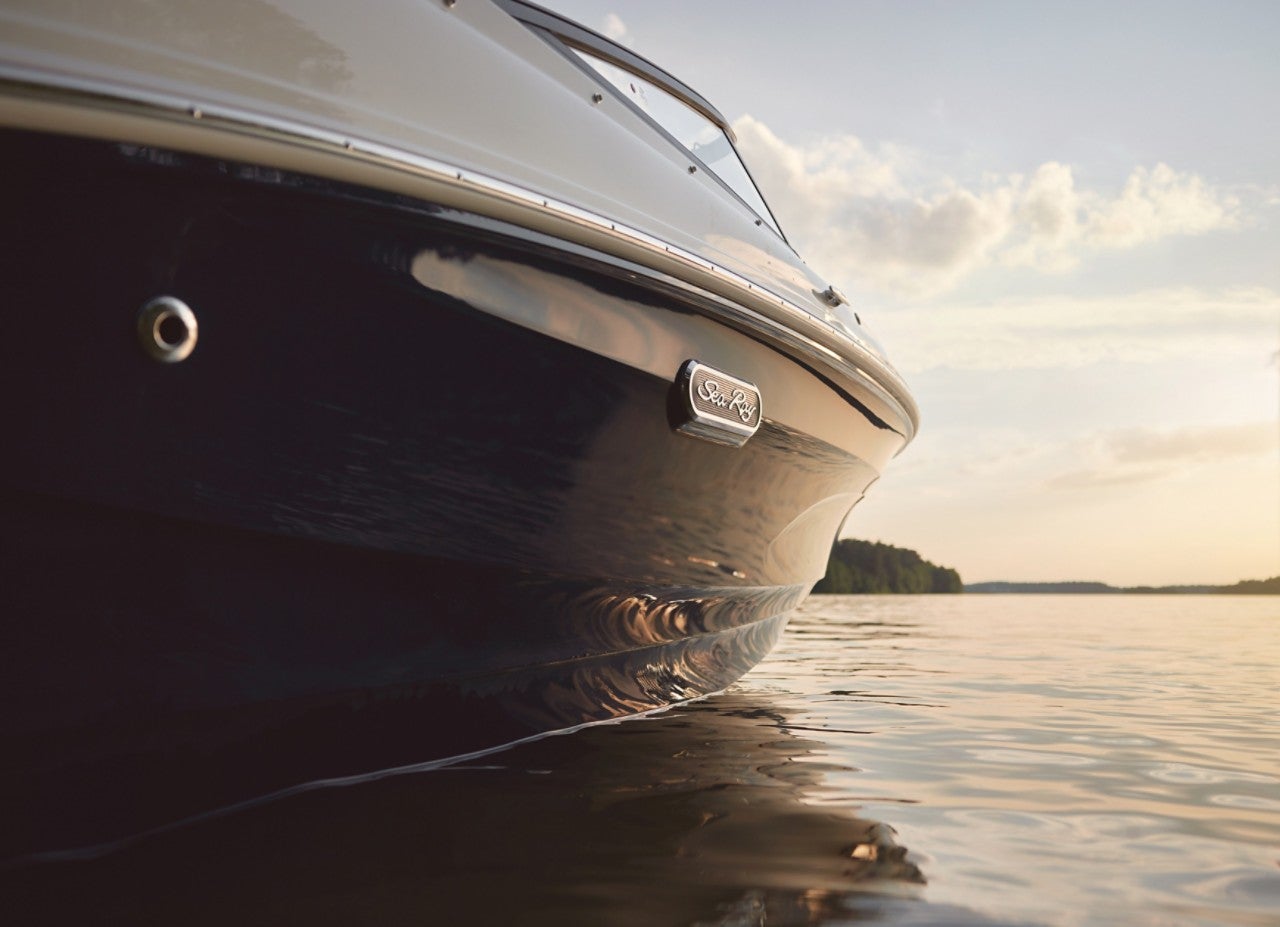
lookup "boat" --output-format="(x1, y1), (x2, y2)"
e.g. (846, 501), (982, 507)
(0, 0), (918, 858)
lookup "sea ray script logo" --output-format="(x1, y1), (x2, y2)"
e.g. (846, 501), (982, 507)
(697, 379), (758, 424)
(674, 360), (763, 448)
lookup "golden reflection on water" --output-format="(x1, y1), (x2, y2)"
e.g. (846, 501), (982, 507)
(755, 594), (1280, 926)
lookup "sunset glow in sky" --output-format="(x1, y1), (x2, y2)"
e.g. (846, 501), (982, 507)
(542, 0), (1280, 586)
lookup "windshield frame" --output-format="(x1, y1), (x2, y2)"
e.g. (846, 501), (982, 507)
(495, 0), (789, 244)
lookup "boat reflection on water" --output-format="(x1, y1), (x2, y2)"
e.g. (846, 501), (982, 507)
(5, 692), (924, 925)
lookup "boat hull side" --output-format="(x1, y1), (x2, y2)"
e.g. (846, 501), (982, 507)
(3, 487), (793, 858)
(0, 129), (891, 855)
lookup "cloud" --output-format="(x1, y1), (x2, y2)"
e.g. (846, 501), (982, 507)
(869, 286), (1280, 372)
(1107, 422), (1280, 464)
(1043, 465), (1170, 491)
(601, 13), (629, 43)
(733, 116), (1242, 295)
(1046, 422), (1279, 490)
(1086, 163), (1237, 248)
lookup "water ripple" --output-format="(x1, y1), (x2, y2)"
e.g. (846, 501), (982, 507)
(763, 594), (1280, 926)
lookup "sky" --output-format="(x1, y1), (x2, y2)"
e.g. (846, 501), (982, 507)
(538, 0), (1280, 586)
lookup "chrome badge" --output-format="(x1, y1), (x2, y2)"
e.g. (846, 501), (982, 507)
(674, 359), (763, 447)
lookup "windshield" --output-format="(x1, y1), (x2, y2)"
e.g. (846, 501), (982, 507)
(570, 45), (784, 238)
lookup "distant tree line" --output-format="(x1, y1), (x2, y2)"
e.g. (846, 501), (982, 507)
(813, 538), (963, 594)
(1219, 576), (1280, 595)
(965, 576), (1280, 595)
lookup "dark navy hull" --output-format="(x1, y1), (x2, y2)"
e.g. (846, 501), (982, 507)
(0, 130), (895, 857)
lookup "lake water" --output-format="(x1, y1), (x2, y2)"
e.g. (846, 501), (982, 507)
(7, 595), (1279, 925)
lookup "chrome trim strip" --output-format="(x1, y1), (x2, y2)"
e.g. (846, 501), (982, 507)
(0, 66), (918, 441)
